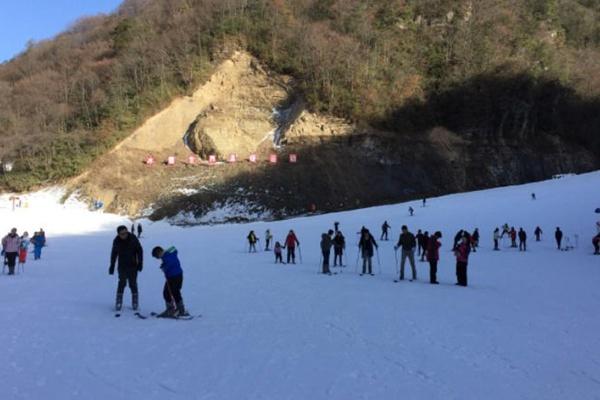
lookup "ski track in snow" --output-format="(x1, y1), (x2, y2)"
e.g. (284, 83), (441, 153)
(0, 173), (600, 399)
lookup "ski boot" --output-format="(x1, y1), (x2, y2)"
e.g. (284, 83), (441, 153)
(115, 293), (123, 312)
(176, 301), (189, 317)
(132, 293), (139, 311)
(156, 302), (176, 318)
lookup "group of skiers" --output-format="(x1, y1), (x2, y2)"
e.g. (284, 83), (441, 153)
(247, 229), (302, 264)
(108, 225), (188, 318)
(1, 228), (46, 275)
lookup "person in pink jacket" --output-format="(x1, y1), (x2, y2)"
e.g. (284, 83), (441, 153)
(454, 235), (471, 287)
(2, 228), (22, 275)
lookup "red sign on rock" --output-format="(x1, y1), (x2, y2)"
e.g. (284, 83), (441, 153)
(167, 156), (176, 166)
(269, 154), (278, 164)
(187, 155), (197, 165)
(249, 154), (257, 163)
(208, 155), (217, 165)
(289, 154), (298, 163)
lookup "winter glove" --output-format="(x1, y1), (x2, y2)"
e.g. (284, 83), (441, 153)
(109, 266), (115, 275)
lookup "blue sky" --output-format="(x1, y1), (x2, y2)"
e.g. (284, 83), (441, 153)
(0, 0), (123, 62)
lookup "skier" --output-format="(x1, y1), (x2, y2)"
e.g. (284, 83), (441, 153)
(31, 231), (45, 260)
(137, 223), (143, 238)
(18, 231), (30, 269)
(534, 226), (543, 241)
(510, 227), (517, 248)
(593, 234), (600, 255)
(416, 230), (424, 256)
(518, 228), (527, 251)
(247, 230), (258, 253)
(394, 225), (417, 281)
(264, 229), (273, 251)
(422, 198), (427, 207)
(471, 228), (480, 252)
(381, 221), (390, 241)
(131, 223), (135, 235)
(109, 226), (143, 311)
(531, 193), (536, 200)
(284, 230), (300, 264)
(426, 231), (442, 284)
(501, 224), (510, 238)
(151, 246), (188, 318)
(420, 231), (430, 262)
(493, 228), (501, 251)
(2, 228), (21, 275)
(409, 206), (414, 216)
(274, 242), (284, 264)
(454, 236), (471, 287)
(320, 232), (333, 275)
(333, 230), (346, 267)
(358, 229), (378, 276)
(555, 227), (563, 250)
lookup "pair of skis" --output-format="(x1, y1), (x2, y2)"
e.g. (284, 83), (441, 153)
(114, 310), (197, 320)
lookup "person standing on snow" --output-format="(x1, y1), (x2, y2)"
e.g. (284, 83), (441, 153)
(2, 228), (21, 275)
(320, 232), (334, 275)
(274, 242), (284, 264)
(152, 246), (188, 318)
(426, 231), (442, 285)
(510, 227), (517, 248)
(284, 230), (300, 264)
(416, 230), (424, 257)
(534, 226), (543, 241)
(454, 236), (471, 287)
(555, 227), (563, 250)
(409, 206), (414, 216)
(381, 221), (391, 241)
(137, 223), (143, 239)
(395, 225), (417, 281)
(471, 228), (480, 252)
(518, 228), (527, 251)
(420, 231), (430, 262)
(493, 228), (501, 251)
(247, 231), (258, 253)
(264, 229), (273, 251)
(358, 229), (378, 276)
(593, 234), (600, 255)
(109, 226), (143, 311)
(31, 231), (46, 260)
(333, 230), (346, 267)
(18, 232), (30, 269)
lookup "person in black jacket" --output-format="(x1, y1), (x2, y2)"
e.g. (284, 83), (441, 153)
(358, 229), (378, 276)
(333, 230), (346, 267)
(109, 225), (143, 311)
(320, 232), (333, 275)
(518, 228), (527, 251)
(395, 225), (417, 281)
(137, 223), (143, 238)
(555, 227), (563, 250)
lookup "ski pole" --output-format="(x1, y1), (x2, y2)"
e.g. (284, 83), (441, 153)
(298, 245), (303, 264)
(317, 255), (322, 274)
(394, 248), (399, 276)
(355, 248), (361, 274)
(376, 248), (381, 274)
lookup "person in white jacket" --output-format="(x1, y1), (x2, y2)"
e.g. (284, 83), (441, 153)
(2, 228), (22, 275)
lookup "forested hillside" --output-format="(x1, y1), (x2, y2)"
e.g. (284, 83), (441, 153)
(0, 0), (599, 191)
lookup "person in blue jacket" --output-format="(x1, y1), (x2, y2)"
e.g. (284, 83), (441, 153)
(152, 246), (188, 317)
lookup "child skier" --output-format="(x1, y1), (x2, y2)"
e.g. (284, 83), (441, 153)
(152, 246), (188, 318)
(18, 232), (30, 269)
(274, 241), (283, 264)
(247, 231), (258, 253)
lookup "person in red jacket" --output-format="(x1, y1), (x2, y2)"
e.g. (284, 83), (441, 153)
(454, 236), (471, 287)
(426, 231), (442, 284)
(510, 227), (517, 248)
(284, 230), (300, 264)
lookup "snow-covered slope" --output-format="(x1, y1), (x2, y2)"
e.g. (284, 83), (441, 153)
(0, 173), (599, 400)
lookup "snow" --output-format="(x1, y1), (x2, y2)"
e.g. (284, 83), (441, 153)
(1, 173), (600, 400)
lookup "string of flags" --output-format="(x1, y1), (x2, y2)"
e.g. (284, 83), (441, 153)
(144, 153), (298, 166)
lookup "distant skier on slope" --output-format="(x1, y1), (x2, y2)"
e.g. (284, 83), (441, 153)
(247, 231), (258, 253)
(320, 232), (333, 275)
(31, 231), (45, 260)
(518, 228), (527, 251)
(284, 230), (300, 264)
(454, 235), (471, 287)
(493, 228), (500, 251)
(510, 227), (517, 248)
(358, 229), (378, 276)
(333, 230), (346, 267)
(264, 229), (273, 251)
(137, 223), (143, 239)
(426, 231), (442, 285)
(534, 226), (543, 241)
(381, 221), (390, 241)
(395, 225), (417, 281)
(152, 246), (188, 318)
(555, 227), (563, 250)
(409, 206), (414, 216)
(109, 226), (143, 311)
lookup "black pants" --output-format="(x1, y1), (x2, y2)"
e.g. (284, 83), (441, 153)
(535, 234), (541, 241)
(5, 252), (17, 274)
(275, 253), (283, 263)
(163, 275), (183, 304)
(556, 238), (562, 249)
(456, 261), (468, 286)
(265, 239), (271, 251)
(362, 257), (373, 274)
(494, 239), (499, 250)
(519, 240), (526, 251)
(287, 247), (296, 263)
(417, 244), (423, 256)
(381, 231), (388, 240)
(334, 247), (343, 266)
(594, 242), (599, 254)
(429, 260), (438, 283)
(322, 250), (330, 274)
(117, 269), (138, 295)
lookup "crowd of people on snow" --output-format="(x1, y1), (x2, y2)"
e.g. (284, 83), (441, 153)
(0, 228), (46, 275)
(243, 217), (600, 288)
